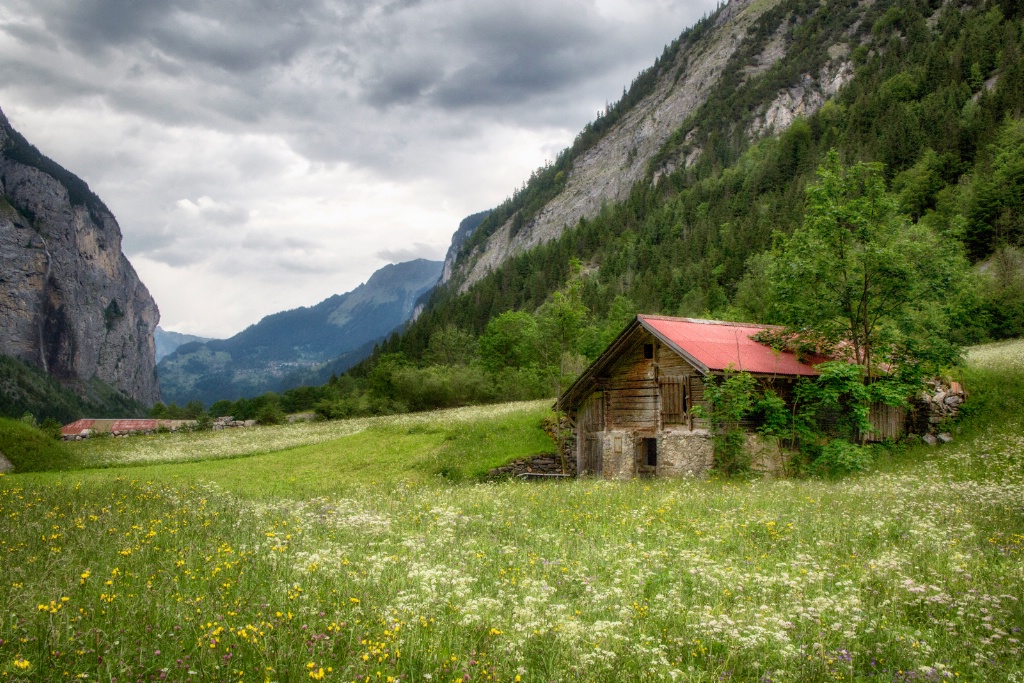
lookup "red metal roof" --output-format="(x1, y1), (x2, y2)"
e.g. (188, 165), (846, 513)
(638, 315), (823, 376)
(61, 419), (95, 436)
(111, 419), (158, 432)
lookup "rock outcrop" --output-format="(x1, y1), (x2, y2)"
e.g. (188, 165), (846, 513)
(446, 0), (787, 291)
(0, 106), (160, 406)
(914, 380), (966, 436)
(441, 0), (861, 293)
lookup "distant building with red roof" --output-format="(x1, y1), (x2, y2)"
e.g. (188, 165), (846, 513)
(560, 316), (825, 479)
(61, 418), (193, 440)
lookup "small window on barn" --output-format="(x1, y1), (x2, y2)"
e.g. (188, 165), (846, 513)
(642, 438), (658, 467)
(643, 343), (654, 359)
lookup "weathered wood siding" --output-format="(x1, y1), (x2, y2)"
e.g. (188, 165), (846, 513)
(865, 403), (907, 442)
(603, 335), (658, 431)
(577, 392), (605, 475)
(595, 332), (709, 432)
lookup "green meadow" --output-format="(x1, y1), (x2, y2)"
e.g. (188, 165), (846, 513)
(2, 348), (1024, 682)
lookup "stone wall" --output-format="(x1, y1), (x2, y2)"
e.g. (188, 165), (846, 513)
(658, 430), (715, 477)
(212, 416), (257, 431)
(488, 453), (575, 478)
(915, 380), (965, 435)
(602, 431), (637, 480)
(593, 429), (787, 480)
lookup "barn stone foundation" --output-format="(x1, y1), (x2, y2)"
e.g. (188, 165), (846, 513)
(602, 431), (637, 480)
(657, 430), (715, 477)
(746, 434), (790, 477)
(597, 429), (788, 480)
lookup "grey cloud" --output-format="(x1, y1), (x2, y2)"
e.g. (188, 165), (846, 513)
(361, 1), (615, 111)
(275, 257), (342, 275)
(241, 231), (319, 253)
(0, 21), (60, 51)
(0, 0), (713, 175)
(376, 242), (447, 263)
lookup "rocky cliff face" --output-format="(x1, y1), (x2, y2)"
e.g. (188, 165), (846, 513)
(444, 0), (853, 291)
(0, 106), (160, 406)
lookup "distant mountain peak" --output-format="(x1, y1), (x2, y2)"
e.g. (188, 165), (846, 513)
(157, 259), (442, 405)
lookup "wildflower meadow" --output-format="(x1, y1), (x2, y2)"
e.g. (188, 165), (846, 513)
(2, 352), (1023, 681)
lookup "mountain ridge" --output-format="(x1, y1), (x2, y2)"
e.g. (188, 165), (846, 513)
(370, 0), (1024, 371)
(158, 258), (442, 405)
(443, 0), (806, 292)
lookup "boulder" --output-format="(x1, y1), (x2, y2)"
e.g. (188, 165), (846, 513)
(0, 451), (13, 473)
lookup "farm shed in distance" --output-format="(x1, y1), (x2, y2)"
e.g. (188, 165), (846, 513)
(559, 315), (825, 479)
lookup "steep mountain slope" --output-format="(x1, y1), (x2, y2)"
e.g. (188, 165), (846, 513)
(440, 210), (489, 284)
(159, 259), (442, 405)
(375, 0), (1024, 364)
(0, 106), (160, 407)
(445, 0), (810, 291)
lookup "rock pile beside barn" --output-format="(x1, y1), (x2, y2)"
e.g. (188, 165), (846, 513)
(488, 453), (576, 478)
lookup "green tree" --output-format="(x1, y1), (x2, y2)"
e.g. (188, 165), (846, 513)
(700, 371), (758, 474)
(477, 311), (541, 372)
(766, 151), (967, 379)
(536, 262), (590, 387)
(423, 325), (477, 367)
(182, 400), (206, 420)
(536, 260), (591, 472)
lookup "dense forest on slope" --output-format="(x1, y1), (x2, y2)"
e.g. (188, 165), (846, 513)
(0, 356), (145, 423)
(377, 0), (1024, 363)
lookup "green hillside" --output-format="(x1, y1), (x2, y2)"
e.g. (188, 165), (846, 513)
(0, 355), (146, 423)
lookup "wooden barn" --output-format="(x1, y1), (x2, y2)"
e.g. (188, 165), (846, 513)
(559, 315), (826, 479)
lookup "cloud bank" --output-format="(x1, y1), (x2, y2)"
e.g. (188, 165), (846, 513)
(0, 0), (717, 337)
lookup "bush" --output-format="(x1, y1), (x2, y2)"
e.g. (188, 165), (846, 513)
(255, 402), (285, 426)
(701, 371), (757, 475)
(390, 365), (495, 412)
(0, 418), (80, 472)
(811, 439), (874, 476)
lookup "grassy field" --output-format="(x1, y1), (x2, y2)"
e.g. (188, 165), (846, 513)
(2, 353), (1024, 682)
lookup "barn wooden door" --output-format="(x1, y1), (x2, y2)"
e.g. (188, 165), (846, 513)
(580, 434), (603, 475)
(577, 393), (605, 475)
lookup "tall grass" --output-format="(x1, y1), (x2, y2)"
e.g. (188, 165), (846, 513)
(0, 418), (79, 473)
(1, 352), (1023, 681)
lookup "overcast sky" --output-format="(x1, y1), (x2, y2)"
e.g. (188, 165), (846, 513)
(0, 0), (717, 338)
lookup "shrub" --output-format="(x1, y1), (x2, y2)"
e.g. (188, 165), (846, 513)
(812, 439), (874, 476)
(701, 371), (757, 475)
(0, 418), (79, 472)
(255, 402), (285, 426)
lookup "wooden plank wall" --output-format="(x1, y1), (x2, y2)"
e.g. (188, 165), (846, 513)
(607, 380), (658, 429)
(604, 337), (658, 431)
(866, 403), (907, 442)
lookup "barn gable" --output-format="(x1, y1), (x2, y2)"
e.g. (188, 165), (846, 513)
(561, 316), (822, 479)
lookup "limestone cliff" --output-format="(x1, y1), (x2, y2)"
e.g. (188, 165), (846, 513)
(0, 106), (160, 406)
(444, 0), (853, 292)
